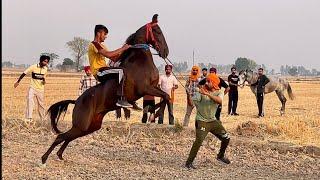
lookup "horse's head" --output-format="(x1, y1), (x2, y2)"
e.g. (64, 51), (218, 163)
(238, 70), (247, 87)
(238, 69), (254, 87)
(129, 14), (169, 59)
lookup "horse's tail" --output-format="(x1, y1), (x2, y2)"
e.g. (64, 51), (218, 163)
(47, 100), (75, 134)
(287, 83), (295, 100)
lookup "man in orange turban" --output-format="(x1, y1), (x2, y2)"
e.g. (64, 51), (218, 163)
(204, 73), (220, 90)
(199, 67), (229, 120)
(183, 66), (202, 127)
(185, 73), (231, 169)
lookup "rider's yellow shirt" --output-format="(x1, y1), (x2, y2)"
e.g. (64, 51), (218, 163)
(88, 42), (109, 76)
(23, 64), (48, 91)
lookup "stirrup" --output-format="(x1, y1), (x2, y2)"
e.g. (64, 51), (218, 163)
(116, 100), (133, 108)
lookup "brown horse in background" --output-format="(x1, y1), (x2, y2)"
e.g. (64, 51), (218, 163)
(41, 14), (170, 164)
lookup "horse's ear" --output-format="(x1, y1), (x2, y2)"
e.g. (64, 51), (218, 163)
(152, 14), (158, 23)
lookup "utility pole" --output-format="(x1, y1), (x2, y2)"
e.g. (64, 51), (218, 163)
(192, 49), (195, 66)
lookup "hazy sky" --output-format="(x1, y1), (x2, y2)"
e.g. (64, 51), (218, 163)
(2, 0), (320, 70)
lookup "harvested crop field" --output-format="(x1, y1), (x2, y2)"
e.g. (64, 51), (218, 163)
(2, 71), (320, 179)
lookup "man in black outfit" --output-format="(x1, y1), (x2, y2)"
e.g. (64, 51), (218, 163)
(201, 68), (208, 79)
(199, 67), (229, 120)
(251, 68), (270, 118)
(227, 67), (239, 116)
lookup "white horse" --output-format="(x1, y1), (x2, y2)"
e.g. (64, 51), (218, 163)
(238, 69), (294, 115)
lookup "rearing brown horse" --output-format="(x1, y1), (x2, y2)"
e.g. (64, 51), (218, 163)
(41, 14), (170, 164)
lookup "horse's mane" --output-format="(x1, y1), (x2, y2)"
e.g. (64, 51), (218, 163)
(119, 28), (149, 64)
(117, 33), (137, 63)
(125, 33), (136, 45)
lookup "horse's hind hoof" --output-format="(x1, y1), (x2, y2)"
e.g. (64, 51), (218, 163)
(41, 155), (48, 164)
(57, 154), (64, 161)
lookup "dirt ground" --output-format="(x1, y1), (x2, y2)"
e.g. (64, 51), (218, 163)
(2, 120), (320, 179)
(2, 72), (320, 179)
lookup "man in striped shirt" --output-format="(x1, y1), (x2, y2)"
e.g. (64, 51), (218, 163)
(79, 66), (98, 96)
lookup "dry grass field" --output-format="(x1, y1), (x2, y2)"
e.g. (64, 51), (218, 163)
(2, 70), (320, 179)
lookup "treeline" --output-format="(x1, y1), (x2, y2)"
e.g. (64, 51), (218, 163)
(2, 61), (30, 69)
(2, 37), (90, 72)
(3, 47), (320, 76)
(280, 65), (320, 76)
(156, 57), (320, 76)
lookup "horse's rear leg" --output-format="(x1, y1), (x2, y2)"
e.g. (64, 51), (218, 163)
(56, 114), (104, 161)
(56, 127), (86, 160)
(56, 141), (70, 160)
(275, 90), (287, 115)
(41, 127), (84, 164)
(144, 87), (170, 119)
(42, 134), (66, 164)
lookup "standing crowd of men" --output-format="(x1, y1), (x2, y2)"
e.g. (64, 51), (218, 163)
(13, 55), (270, 125)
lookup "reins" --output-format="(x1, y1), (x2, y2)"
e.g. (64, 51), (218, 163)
(162, 57), (189, 90)
(130, 21), (189, 91)
(130, 43), (188, 90)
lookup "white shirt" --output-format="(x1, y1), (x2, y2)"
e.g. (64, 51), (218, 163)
(158, 74), (178, 98)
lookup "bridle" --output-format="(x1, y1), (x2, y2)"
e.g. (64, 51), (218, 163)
(145, 22), (160, 51)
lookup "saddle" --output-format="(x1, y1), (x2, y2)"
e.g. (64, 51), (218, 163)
(96, 67), (122, 83)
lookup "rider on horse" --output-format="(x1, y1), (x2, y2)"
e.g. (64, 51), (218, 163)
(88, 24), (133, 108)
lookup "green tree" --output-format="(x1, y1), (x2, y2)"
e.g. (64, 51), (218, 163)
(198, 63), (207, 70)
(173, 61), (188, 72)
(66, 37), (90, 71)
(288, 66), (298, 76)
(235, 57), (257, 71)
(62, 58), (74, 66)
(2, 61), (13, 68)
(41, 52), (59, 68)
